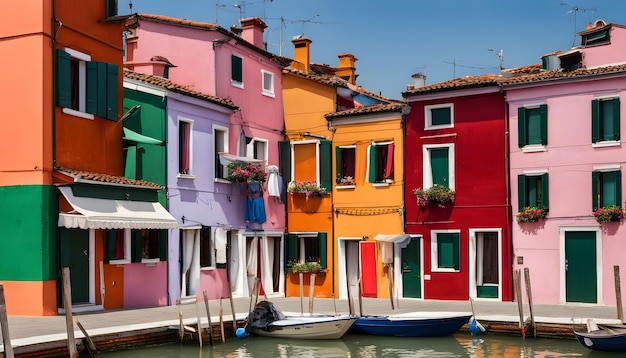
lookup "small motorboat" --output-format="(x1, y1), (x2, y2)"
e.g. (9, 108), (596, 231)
(351, 311), (472, 337)
(250, 300), (357, 340)
(574, 319), (626, 352)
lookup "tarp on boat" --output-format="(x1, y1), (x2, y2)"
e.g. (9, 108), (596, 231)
(251, 301), (286, 330)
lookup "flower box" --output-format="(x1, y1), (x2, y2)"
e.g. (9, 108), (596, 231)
(288, 261), (324, 274)
(413, 184), (455, 208)
(517, 206), (548, 223)
(593, 205), (625, 223)
(226, 162), (266, 183)
(287, 180), (327, 197)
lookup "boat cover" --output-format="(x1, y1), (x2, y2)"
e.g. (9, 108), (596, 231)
(251, 301), (286, 330)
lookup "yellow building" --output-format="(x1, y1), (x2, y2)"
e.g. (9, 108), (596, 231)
(325, 103), (409, 306)
(281, 36), (394, 300)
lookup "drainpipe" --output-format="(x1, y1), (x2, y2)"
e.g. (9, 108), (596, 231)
(502, 89), (514, 301)
(52, 0), (60, 166)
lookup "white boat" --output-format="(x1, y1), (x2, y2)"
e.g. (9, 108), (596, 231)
(250, 301), (357, 339)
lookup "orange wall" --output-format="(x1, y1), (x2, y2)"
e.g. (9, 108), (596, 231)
(282, 74), (335, 140)
(1, 281), (58, 316)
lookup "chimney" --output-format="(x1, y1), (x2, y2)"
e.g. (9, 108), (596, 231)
(291, 36), (312, 73)
(336, 53), (357, 84)
(411, 73), (426, 88)
(240, 17), (267, 48)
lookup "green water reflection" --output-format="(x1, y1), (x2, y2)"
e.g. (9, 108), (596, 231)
(98, 333), (619, 357)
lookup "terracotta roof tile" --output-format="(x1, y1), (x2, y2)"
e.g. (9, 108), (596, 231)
(56, 167), (163, 189)
(404, 74), (502, 95)
(498, 63), (626, 86)
(124, 69), (239, 110)
(324, 103), (407, 119)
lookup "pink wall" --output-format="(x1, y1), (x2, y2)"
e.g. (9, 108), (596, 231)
(198, 268), (230, 300)
(124, 262), (168, 307)
(583, 26), (626, 68)
(508, 77), (626, 305)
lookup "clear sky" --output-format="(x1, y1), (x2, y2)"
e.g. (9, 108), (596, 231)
(121, 0), (624, 100)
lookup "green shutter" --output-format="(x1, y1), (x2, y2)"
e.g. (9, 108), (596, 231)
(518, 174), (526, 211)
(602, 171), (621, 207)
(278, 141), (291, 203)
(539, 104), (548, 145)
(368, 144), (377, 182)
(452, 234), (460, 270)
(105, 229), (118, 263)
(59, 229), (71, 267)
(319, 140), (332, 191)
(159, 230), (168, 261)
(231, 55), (242, 82)
(432, 107), (451, 126)
(317, 232), (327, 269)
(86, 61), (99, 114)
(541, 173), (549, 211)
(106, 63), (119, 121)
(518, 107), (527, 147)
(286, 234), (297, 268)
(125, 146), (137, 179)
(335, 146), (342, 184)
(437, 233), (459, 269)
(617, 171), (623, 208)
(591, 99), (600, 143)
(612, 98), (621, 141)
(131, 230), (142, 263)
(430, 148), (449, 186)
(55, 49), (72, 108)
(592, 171), (599, 211)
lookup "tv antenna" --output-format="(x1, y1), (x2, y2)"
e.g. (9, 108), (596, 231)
(443, 59), (488, 79)
(488, 48), (504, 72)
(559, 2), (597, 46)
(276, 14), (321, 56)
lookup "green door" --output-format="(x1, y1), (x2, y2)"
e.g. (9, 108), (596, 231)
(60, 229), (90, 305)
(401, 238), (421, 298)
(565, 231), (597, 303)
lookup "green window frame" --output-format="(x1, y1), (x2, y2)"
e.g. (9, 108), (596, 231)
(517, 173), (550, 211)
(592, 98), (620, 143)
(592, 170), (622, 211)
(319, 140), (332, 191)
(583, 29), (610, 46)
(433, 232), (460, 271)
(285, 233), (327, 269)
(518, 104), (548, 147)
(231, 55), (243, 84)
(55, 49), (118, 121)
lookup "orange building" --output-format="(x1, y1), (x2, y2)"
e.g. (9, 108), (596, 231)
(281, 36), (392, 300)
(0, 1), (176, 315)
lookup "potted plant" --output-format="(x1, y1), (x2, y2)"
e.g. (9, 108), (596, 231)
(226, 162), (266, 183)
(413, 184), (455, 208)
(288, 261), (324, 274)
(287, 180), (327, 197)
(517, 206), (548, 223)
(337, 176), (356, 186)
(593, 205), (625, 223)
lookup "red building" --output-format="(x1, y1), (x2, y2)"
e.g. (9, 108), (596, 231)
(403, 74), (513, 302)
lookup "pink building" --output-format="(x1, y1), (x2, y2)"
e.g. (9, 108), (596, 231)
(125, 14), (287, 299)
(503, 21), (626, 305)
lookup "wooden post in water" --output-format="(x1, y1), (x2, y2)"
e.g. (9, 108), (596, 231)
(202, 290), (214, 346)
(195, 299), (203, 348)
(219, 297), (225, 343)
(524, 268), (536, 338)
(615, 265), (624, 323)
(75, 319), (97, 357)
(513, 269), (525, 337)
(0, 284), (15, 358)
(309, 273), (316, 315)
(62, 267), (78, 358)
(299, 272), (304, 316)
(387, 264), (395, 310)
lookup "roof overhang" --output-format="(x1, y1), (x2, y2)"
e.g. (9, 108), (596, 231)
(58, 186), (178, 230)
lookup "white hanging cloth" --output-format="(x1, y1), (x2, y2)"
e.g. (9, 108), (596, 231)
(215, 227), (227, 264)
(267, 165), (282, 197)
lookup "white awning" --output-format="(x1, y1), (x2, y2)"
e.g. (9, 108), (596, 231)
(373, 234), (411, 246)
(58, 186), (178, 230)
(218, 152), (263, 166)
(374, 234), (411, 265)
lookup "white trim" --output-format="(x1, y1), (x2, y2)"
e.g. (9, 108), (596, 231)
(522, 169), (549, 176)
(468, 228), (502, 301)
(178, 117), (194, 176)
(366, 141), (395, 184)
(64, 47), (91, 61)
(247, 138), (269, 162)
(592, 141), (620, 148)
(62, 108), (94, 120)
(261, 69), (275, 97)
(123, 80), (167, 97)
(291, 141), (322, 186)
(422, 143), (455, 190)
(213, 124), (230, 180)
(424, 103), (454, 130)
(593, 164), (621, 171)
(521, 144), (547, 153)
(430, 230), (461, 273)
(396, 235), (423, 299)
(559, 226), (603, 304)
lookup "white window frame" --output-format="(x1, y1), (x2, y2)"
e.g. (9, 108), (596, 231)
(214, 124), (230, 182)
(109, 229), (132, 264)
(468, 228), (502, 300)
(425, 103), (454, 130)
(291, 140), (322, 184)
(431, 229), (461, 273)
(231, 54), (244, 89)
(62, 48), (94, 120)
(366, 141), (394, 186)
(247, 138), (269, 162)
(177, 118), (194, 179)
(261, 69), (275, 97)
(336, 145), (357, 188)
(422, 143), (455, 190)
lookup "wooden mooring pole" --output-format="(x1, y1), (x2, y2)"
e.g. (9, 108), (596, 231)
(202, 290), (214, 346)
(524, 268), (536, 338)
(0, 284), (15, 358)
(62, 267), (78, 358)
(513, 269), (525, 337)
(615, 265), (624, 323)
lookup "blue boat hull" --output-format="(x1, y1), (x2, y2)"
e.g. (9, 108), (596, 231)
(574, 330), (626, 352)
(351, 314), (471, 337)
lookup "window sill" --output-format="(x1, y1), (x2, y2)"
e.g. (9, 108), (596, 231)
(62, 107), (95, 120)
(336, 185), (356, 190)
(109, 259), (131, 265)
(201, 267), (216, 271)
(141, 258), (160, 264)
(425, 124), (453, 130)
(431, 268), (459, 273)
(231, 80), (244, 89)
(215, 178), (231, 184)
(262, 90), (275, 98)
(592, 140), (620, 148)
(372, 182), (391, 187)
(177, 173), (196, 180)
(521, 144), (546, 153)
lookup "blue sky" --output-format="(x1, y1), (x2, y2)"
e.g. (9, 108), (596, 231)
(122, 0), (624, 99)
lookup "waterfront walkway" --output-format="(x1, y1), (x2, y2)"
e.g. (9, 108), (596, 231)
(1, 296), (623, 355)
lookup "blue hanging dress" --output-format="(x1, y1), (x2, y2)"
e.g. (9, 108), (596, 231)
(245, 181), (266, 223)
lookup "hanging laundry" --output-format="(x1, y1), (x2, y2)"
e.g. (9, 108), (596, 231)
(245, 181), (266, 223)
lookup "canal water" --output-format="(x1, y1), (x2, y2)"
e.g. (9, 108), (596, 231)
(98, 332), (616, 357)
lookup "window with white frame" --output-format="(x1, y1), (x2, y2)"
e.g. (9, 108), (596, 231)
(592, 166), (622, 211)
(367, 141), (394, 184)
(247, 138), (268, 162)
(55, 48), (118, 121)
(425, 103), (454, 129)
(336, 145), (356, 185)
(231, 54), (243, 88)
(214, 125), (229, 180)
(261, 70), (274, 97)
(592, 97), (620, 144)
(107, 229), (164, 264)
(285, 233), (328, 268)
(179, 120), (192, 175)
(423, 143), (455, 189)
(518, 104), (548, 148)
(431, 231), (460, 272)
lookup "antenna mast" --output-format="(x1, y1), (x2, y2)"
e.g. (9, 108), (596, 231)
(560, 2), (597, 46)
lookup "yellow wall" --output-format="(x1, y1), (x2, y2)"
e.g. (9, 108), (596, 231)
(332, 117), (405, 298)
(282, 74), (335, 140)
